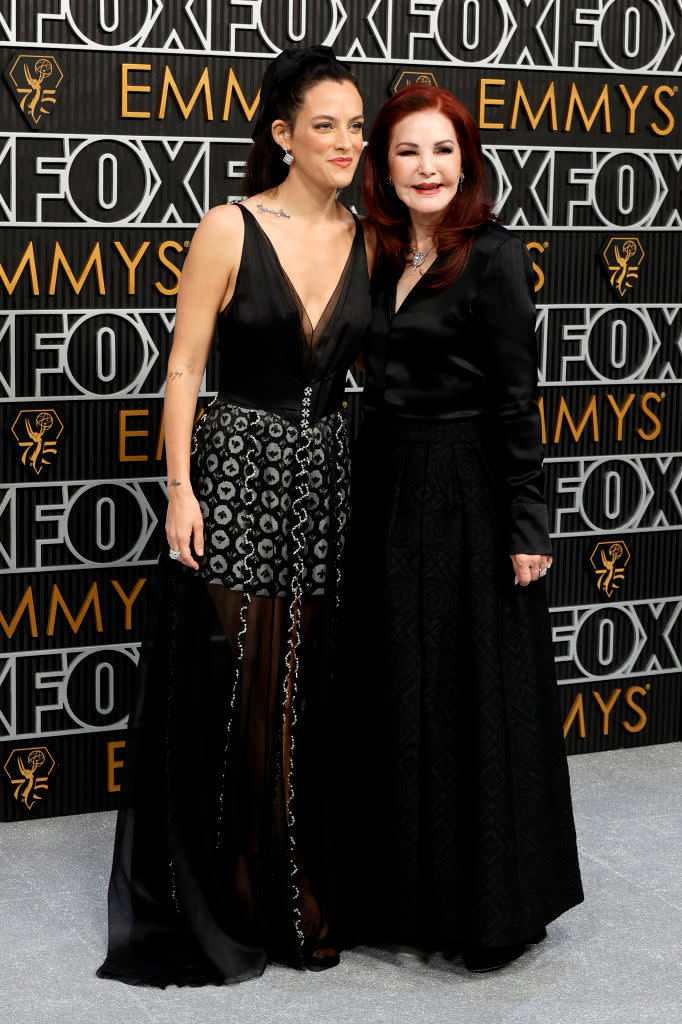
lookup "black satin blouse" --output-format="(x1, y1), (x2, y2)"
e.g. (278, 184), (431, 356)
(363, 220), (551, 555)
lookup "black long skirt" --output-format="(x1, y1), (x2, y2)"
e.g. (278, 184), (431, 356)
(343, 414), (584, 951)
(97, 404), (348, 987)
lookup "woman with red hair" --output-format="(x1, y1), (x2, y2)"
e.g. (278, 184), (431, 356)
(346, 86), (583, 971)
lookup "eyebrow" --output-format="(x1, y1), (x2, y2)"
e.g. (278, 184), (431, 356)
(395, 138), (456, 146)
(311, 113), (364, 120)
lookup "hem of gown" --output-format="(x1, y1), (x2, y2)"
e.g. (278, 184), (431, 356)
(343, 889), (585, 954)
(95, 960), (267, 989)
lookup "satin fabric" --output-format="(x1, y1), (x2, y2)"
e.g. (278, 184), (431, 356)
(364, 221), (550, 555)
(216, 205), (367, 423)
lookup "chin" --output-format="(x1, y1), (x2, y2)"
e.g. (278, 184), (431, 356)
(406, 198), (453, 216)
(329, 169), (357, 189)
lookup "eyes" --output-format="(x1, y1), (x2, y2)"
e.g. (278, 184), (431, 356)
(313, 121), (364, 132)
(396, 147), (455, 156)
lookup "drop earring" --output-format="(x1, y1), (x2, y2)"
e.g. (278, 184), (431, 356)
(458, 172), (465, 193)
(386, 176), (393, 186)
(282, 146), (293, 166)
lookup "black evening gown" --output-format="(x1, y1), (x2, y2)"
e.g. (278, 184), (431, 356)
(97, 204), (370, 986)
(344, 221), (583, 952)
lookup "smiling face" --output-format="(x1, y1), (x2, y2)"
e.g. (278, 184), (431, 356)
(387, 108), (462, 222)
(272, 78), (364, 191)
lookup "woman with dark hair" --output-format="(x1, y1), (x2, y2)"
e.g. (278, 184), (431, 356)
(97, 46), (373, 986)
(346, 85), (583, 971)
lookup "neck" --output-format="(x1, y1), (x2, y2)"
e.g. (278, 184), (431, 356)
(267, 171), (339, 224)
(409, 212), (440, 251)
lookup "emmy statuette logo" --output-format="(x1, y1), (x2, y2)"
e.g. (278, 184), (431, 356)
(3, 747), (56, 810)
(590, 540), (631, 599)
(11, 408), (64, 475)
(392, 70), (439, 93)
(602, 237), (645, 297)
(4, 54), (64, 129)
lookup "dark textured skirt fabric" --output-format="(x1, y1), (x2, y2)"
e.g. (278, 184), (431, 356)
(343, 413), (584, 951)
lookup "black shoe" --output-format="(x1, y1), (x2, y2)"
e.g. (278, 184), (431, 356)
(527, 927), (547, 945)
(462, 943), (526, 973)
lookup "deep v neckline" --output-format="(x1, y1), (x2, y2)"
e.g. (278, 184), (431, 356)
(241, 204), (357, 342)
(392, 254), (441, 317)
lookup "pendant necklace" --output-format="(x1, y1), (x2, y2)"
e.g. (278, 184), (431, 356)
(408, 241), (436, 275)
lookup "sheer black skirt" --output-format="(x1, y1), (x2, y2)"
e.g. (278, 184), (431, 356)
(98, 404), (348, 987)
(342, 414), (584, 951)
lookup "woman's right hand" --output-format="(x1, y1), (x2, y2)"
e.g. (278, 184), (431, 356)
(165, 487), (204, 570)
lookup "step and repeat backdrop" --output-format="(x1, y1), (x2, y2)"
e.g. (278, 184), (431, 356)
(1, 1), (681, 819)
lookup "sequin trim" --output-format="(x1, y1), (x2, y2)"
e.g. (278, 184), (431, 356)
(282, 385), (314, 950)
(215, 414), (259, 849)
(190, 393), (218, 457)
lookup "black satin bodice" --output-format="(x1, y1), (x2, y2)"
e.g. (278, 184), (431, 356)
(215, 204), (370, 424)
(364, 220), (550, 554)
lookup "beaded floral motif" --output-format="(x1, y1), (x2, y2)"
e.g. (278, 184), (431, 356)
(191, 400), (348, 598)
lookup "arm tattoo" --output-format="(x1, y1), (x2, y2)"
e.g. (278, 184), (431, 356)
(256, 202), (290, 219)
(168, 478), (182, 488)
(167, 371), (183, 381)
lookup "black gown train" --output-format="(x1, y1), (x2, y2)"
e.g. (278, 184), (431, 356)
(97, 204), (370, 986)
(344, 221), (583, 952)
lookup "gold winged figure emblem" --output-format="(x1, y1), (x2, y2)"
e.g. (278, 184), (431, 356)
(590, 540), (631, 599)
(3, 747), (56, 810)
(4, 53), (63, 128)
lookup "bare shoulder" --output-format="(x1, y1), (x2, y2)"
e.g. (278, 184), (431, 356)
(193, 203), (244, 247)
(184, 203), (245, 279)
(358, 215), (377, 274)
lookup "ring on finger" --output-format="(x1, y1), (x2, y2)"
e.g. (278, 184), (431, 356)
(169, 548), (181, 560)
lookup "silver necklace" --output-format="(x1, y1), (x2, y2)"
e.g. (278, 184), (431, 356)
(408, 241), (436, 275)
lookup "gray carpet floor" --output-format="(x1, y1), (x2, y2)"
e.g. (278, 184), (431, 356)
(1, 743), (680, 1024)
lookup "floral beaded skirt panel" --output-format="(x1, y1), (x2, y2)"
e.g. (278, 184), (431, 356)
(98, 403), (350, 987)
(191, 399), (349, 598)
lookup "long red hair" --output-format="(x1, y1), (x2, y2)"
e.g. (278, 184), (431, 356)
(362, 85), (494, 290)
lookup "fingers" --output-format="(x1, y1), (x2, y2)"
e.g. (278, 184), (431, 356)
(166, 495), (203, 571)
(166, 528), (198, 570)
(178, 531), (199, 571)
(512, 554), (555, 586)
(515, 562), (532, 587)
(165, 522), (199, 571)
(193, 516), (204, 558)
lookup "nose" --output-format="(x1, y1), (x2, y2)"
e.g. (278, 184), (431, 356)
(418, 153), (435, 175)
(334, 129), (352, 150)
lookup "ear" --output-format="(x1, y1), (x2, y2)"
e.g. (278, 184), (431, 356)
(271, 119), (292, 151)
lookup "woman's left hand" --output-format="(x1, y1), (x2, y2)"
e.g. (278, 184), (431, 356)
(510, 554), (553, 586)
